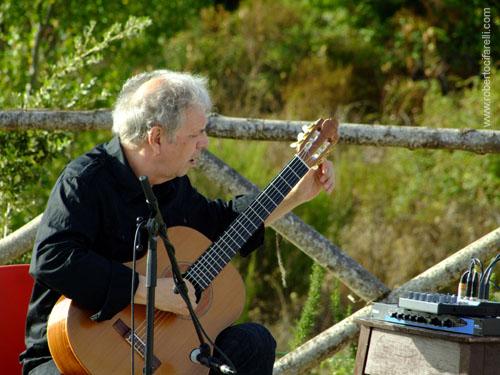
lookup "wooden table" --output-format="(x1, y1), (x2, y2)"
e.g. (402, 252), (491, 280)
(355, 318), (500, 375)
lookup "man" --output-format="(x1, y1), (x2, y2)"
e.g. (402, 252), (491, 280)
(21, 70), (334, 374)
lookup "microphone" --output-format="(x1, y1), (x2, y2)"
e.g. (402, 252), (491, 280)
(190, 347), (236, 374)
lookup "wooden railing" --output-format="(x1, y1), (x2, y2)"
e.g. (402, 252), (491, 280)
(1, 110), (499, 374)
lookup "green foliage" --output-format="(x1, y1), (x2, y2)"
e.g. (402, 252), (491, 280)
(0, 3), (151, 238)
(322, 0), (499, 79)
(491, 272), (499, 302)
(340, 74), (499, 287)
(240, 251), (258, 322)
(163, 0), (382, 119)
(0, 1), (208, 107)
(291, 262), (326, 349)
(317, 345), (356, 375)
(24, 16), (152, 110)
(0, 131), (69, 237)
(331, 279), (351, 324)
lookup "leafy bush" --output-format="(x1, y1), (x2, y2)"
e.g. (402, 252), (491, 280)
(0, 3), (151, 237)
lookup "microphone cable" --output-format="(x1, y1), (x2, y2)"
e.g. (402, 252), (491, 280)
(130, 216), (147, 375)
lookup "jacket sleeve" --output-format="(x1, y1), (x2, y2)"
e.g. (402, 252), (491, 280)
(30, 175), (138, 321)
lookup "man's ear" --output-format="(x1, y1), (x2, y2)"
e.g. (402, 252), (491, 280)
(147, 126), (163, 156)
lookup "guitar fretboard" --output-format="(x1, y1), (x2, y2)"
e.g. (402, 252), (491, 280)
(184, 155), (309, 291)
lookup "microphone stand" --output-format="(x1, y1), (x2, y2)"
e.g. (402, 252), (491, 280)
(138, 176), (236, 374)
(139, 176), (162, 375)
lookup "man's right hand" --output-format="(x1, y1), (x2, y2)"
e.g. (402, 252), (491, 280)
(134, 275), (198, 316)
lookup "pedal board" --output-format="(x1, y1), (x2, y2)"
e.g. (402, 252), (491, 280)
(371, 302), (500, 336)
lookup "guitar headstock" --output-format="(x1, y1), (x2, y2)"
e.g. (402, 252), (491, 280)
(290, 118), (339, 167)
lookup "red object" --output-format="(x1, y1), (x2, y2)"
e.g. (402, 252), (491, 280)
(0, 264), (33, 374)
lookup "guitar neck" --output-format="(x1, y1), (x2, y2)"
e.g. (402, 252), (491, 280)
(184, 155), (309, 290)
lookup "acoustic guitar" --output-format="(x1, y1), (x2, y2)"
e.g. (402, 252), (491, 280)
(47, 118), (339, 374)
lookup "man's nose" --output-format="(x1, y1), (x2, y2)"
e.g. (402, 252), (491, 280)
(198, 133), (209, 149)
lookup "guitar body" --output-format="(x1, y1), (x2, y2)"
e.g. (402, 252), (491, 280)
(47, 226), (246, 374)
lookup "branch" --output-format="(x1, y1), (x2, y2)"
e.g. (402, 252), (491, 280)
(0, 109), (112, 131)
(24, 2), (53, 100)
(0, 214), (41, 264)
(208, 115), (500, 154)
(0, 110), (498, 154)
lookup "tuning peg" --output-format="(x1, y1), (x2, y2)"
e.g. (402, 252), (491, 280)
(302, 124), (313, 132)
(309, 130), (319, 142)
(316, 143), (328, 154)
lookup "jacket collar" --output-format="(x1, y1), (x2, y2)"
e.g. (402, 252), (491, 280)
(103, 136), (175, 203)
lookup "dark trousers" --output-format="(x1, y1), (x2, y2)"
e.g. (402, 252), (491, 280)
(28, 323), (276, 375)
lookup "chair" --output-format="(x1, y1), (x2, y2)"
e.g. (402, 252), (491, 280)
(0, 264), (34, 374)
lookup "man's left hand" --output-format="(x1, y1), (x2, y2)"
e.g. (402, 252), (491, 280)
(264, 159), (335, 226)
(294, 160), (335, 203)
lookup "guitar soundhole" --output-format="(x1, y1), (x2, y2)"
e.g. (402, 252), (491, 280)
(161, 262), (213, 319)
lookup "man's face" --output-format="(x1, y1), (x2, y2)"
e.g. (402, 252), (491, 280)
(158, 105), (209, 180)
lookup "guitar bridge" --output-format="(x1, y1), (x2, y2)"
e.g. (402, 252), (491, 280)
(113, 318), (162, 372)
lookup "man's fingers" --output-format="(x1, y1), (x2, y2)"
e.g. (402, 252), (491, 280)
(321, 161), (335, 194)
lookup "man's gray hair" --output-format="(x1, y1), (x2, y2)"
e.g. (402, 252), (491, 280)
(112, 70), (212, 145)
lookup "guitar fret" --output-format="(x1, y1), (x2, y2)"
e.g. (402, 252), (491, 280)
(288, 165), (301, 179)
(210, 244), (232, 262)
(267, 184), (285, 198)
(193, 256), (219, 280)
(252, 200), (271, 215)
(246, 205), (265, 221)
(204, 257), (222, 276)
(212, 247), (229, 267)
(188, 263), (213, 287)
(235, 220), (253, 236)
(278, 176), (293, 189)
(261, 190), (279, 208)
(193, 242), (234, 283)
(228, 226), (247, 243)
(196, 252), (220, 275)
(241, 212), (260, 229)
(220, 233), (239, 253)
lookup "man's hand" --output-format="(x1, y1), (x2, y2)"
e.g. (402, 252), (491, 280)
(264, 159), (335, 225)
(294, 160), (335, 203)
(134, 275), (197, 316)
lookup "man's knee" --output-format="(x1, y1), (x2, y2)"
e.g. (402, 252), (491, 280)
(214, 323), (276, 374)
(218, 323), (275, 352)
